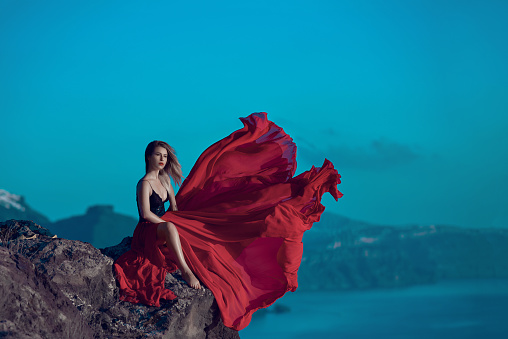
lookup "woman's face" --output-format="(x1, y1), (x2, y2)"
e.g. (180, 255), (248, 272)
(149, 146), (169, 170)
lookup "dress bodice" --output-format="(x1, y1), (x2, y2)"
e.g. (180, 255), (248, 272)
(137, 190), (169, 222)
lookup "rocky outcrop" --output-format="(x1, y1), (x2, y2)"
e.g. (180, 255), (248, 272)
(0, 247), (93, 339)
(0, 220), (239, 339)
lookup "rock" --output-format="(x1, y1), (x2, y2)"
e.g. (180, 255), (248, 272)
(0, 220), (239, 339)
(0, 247), (94, 338)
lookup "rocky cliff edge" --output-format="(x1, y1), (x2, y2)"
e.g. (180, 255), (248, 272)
(0, 219), (240, 339)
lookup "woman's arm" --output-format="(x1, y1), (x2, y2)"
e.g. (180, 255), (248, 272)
(168, 182), (178, 211)
(137, 180), (166, 223)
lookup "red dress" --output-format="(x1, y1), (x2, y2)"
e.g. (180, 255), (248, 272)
(113, 112), (343, 331)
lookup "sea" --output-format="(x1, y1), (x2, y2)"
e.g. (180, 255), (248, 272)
(239, 279), (508, 339)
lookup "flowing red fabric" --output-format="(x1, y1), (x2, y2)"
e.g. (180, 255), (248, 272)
(113, 112), (342, 330)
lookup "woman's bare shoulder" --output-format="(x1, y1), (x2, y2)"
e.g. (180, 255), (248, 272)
(137, 176), (153, 190)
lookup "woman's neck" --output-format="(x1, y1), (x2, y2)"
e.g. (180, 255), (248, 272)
(145, 169), (160, 181)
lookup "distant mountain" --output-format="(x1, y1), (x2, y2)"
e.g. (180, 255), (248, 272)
(1, 189), (137, 248)
(49, 205), (138, 248)
(298, 213), (508, 290)
(0, 189), (51, 225)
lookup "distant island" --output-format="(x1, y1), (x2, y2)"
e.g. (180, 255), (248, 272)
(299, 212), (508, 290)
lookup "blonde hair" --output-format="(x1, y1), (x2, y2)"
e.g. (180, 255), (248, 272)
(145, 140), (183, 189)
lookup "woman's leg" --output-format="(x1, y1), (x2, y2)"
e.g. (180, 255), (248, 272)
(156, 221), (201, 289)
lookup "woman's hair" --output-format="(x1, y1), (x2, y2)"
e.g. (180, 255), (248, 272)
(145, 140), (183, 188)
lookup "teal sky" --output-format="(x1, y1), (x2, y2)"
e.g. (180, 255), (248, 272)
(1, 0), (507, 228)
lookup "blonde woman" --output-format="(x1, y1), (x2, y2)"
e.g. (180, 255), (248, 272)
(135, 140), (201, 289)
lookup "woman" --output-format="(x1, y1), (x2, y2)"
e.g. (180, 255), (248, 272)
(114, 112), (342, 331)
(136, 140), (201, 289)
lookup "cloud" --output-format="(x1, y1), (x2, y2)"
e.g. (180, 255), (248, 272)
(299, 137), (421, 170)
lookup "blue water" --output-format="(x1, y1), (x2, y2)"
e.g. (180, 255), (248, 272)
(240, 279), (508, 339)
